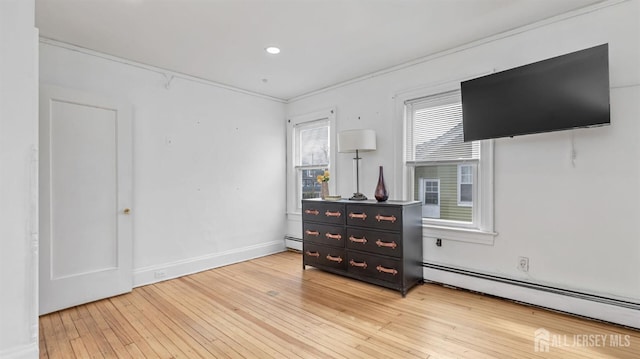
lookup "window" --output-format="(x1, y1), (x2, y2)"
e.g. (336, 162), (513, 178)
(405, 89), (493, 241)
(295, 120), (329, 203)
(406, 90), (478, 225)
(287, 108), (335, 214)
(458, 164), (473, 206)
(423, 180), (439, 205)
(419, 178), (440, 219)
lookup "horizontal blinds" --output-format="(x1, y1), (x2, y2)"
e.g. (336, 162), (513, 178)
(406, 90), (479, 163)
(295, 119), (329, 168)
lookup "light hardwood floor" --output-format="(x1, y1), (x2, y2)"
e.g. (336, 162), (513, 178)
(40, 251), (639, 358)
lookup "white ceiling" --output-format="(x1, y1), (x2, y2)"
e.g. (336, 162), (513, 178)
(36, 0), (605, 101)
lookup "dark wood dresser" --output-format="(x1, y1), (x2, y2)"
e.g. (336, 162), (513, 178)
(301, 198), (423, 296)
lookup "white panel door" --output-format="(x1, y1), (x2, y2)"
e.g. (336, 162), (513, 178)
(39, 85), (133, 315)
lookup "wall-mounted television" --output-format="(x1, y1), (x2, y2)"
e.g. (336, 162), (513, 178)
(461, 44), (610, 142)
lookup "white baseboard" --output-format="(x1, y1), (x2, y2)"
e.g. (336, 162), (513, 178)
(0, 343), (39, 359)
(424, 266), (640, 329)
(133, 240), (285, 287)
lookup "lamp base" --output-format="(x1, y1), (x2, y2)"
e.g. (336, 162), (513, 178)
(349, 193), (368, 201)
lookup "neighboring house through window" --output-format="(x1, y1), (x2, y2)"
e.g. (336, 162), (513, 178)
(404, 88), (494, 243)
(406, 90), (478, 224)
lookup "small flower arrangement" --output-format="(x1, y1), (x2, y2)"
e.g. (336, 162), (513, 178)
(316, 170), (330, 183)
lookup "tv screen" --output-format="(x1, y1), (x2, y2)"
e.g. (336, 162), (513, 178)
(461, 44), (610, 142)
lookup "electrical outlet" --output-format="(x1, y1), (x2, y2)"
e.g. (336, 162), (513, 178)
(154, 270), (167, 279)
(518, 257), (529, 272)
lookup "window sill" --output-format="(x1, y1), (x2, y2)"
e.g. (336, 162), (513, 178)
(422, 223), (497, 245)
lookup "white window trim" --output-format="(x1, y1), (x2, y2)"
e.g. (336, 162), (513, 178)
(286, 108), (336, 215)
(394, 80), (496, 245)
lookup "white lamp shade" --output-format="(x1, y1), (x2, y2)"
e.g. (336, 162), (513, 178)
(338, 129), (377, 153)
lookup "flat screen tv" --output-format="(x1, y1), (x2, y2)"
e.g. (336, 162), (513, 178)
(461, 44), (610, 142)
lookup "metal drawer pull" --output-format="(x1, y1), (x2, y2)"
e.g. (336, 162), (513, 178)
(349, 259), (367, 268)
(375, 239), (397, 249)
(349, 212), (367, 220)
(305, 230), (320, 236)
(375, 214), (397, 223)
(326, 255), (343, 263)
(304, 209), (319, 216)
(348, 235), (367, 244)
(305, 251), (320, 258)
(325, 233), (342, 240)
(376, 265), (398, 275)
(325, 210), (342, 217)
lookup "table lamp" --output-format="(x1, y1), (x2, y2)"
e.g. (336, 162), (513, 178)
(338, 129), (377, 200)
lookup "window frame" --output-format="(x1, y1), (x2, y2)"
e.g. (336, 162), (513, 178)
(396, 82), (495, 245)
(286, 108), (336, 215)
(294, 120), (330, 204)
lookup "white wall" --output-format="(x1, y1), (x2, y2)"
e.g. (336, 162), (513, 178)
(286, 0), (640, 322)
(0, 1), (39, 358)
(39, 42), (287, 286)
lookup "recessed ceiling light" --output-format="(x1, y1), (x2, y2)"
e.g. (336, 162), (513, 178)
(265, 46), (281, 55)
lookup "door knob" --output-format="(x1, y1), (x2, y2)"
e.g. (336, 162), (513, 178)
(123, 208), (131, 215)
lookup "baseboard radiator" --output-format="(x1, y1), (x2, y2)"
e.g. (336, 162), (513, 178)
(284, 236), (302, 244)
(423, 262), (640, 314)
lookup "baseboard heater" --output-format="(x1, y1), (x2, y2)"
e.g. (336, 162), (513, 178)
(284, 236), (302, 243)
(423, 262), (640, 311)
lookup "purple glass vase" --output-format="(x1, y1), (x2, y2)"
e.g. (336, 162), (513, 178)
(374, 166), (389, 202)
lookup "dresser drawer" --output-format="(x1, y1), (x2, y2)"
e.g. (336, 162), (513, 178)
(303, 243), (347, 271)
(346, 204), (402, 231)
(346, 228), (402, 258)
(303, 223), (345, 248)
(347, 252), (403, 284)
(302, 201), (345, 225)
